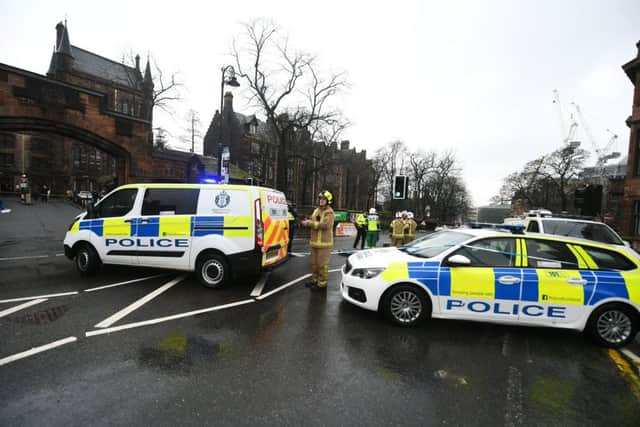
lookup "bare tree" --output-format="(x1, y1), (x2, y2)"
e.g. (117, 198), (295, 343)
(232, 19), (348, 191)
(180, 109), (203, 153)
(122, 51), (183, 117)
(541, 146), (589, 211)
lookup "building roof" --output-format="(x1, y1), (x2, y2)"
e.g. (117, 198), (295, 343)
(69, 46), (143, 90)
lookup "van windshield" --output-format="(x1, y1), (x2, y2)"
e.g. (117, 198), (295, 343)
(541, 220), (624, 245)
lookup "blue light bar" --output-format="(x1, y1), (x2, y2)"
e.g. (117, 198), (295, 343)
(200, 175), (223, 184)
(466, 222), (525, 234)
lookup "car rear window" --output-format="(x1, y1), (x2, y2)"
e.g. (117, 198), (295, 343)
(580, 246), (637, 271)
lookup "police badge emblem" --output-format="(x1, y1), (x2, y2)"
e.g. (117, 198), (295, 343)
(215, 190), (231, 208)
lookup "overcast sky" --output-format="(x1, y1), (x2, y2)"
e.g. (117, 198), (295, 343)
(1, 0), (639, 206)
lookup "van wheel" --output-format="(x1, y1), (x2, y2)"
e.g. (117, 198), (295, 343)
(381, 284), (430, 326)
(196, 253), (229, 289)
(75, 244), (100, 276)
(586, 303), (638, 348)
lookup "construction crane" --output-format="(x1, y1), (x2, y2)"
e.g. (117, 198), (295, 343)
(552, 89), (580, 149)
(571, 102), (620, 168)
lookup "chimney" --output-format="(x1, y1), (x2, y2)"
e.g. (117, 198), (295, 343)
(135, 54), (140, 71)
(340, 140), (350, 150)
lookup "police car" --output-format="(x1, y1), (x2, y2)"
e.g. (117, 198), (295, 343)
(341, 227), (640, 347)
(64, 183), (290, 288)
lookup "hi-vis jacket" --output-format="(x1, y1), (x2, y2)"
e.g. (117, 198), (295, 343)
(367, 214), (379, 232)
(355, 214), (367, 229)
(309, 206), (335, 248)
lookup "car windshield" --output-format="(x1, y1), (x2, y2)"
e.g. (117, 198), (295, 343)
(401, 230), (472, 258)
(541, 220), (624, 245)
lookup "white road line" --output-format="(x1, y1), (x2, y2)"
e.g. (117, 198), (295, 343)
(0, 298), (48, 319)
(621, 349), (640, 365)
(250, 272), (271, 297)
(84, 274), (169, 293)
(0, 291), (78, 304)
(0, 255), (49, 261)
(255, 274), (311, 300)
(328, 268), (342, 273)
(0, 336), (77, 367)
(86, 299), (255, 337)
(94, 274), (186, 328)
(55, 253), (65, 257)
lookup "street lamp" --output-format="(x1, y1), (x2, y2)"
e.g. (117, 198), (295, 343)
(219, 65), (241, 183)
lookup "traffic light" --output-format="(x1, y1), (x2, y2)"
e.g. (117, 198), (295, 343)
(393, 175), (408, 199)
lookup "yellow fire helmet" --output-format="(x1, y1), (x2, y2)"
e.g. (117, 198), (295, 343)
(318, 190), (333, 205)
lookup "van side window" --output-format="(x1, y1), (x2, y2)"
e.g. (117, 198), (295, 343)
(527, 221), (539, 233)
(142, 189), (199, 216)
(580, 246), (637, 271)
(525, 239), (578, 269)
(95, 189), (137, 218)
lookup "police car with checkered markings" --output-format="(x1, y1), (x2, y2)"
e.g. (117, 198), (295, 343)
(64, 183), (290, 288)
(341, 228), (640, 347)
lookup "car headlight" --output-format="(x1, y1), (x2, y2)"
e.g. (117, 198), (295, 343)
(351, 268), (385, 279)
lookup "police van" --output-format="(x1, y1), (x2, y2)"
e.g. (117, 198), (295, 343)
(63, 183), (290, 288)
(341, 227), (640, 347)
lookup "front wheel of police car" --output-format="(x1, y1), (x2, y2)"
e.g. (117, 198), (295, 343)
(381, 284), (431, 327)
(586, 303), (639, 348)
(196, 252), (230, 289)
(75, 243), (100, 276)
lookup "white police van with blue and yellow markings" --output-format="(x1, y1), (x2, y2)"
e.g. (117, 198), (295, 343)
(341, 228), (640, 347)
(64, 183), (290, 288)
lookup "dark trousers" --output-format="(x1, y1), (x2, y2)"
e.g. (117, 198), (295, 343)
(353, 227), (366, 249)
(288, 221), (295, 253)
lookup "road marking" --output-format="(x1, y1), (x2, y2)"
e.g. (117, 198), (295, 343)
(0, 255), (49, 261)
(255, 274), (311, 300)
(0, 298), (48, 319)
(621, 349), (640, 366)
(86, 299), (255, 337)
(84, 274), (169, 293)
(55, 253), (65, 257)
(0, 336), (77, 367)
(504, 366), (524, 426)
(250, 272), (271, 297)
(328, 268), (342, 273)
(608, 349), (640, 401)
(94, 274), (186, 328)
(0, 291), (78, 304)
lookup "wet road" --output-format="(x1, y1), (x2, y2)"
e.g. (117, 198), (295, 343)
(1, 198), (639, 426)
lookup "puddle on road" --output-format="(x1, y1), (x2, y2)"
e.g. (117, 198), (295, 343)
(138, 333), (243, 373)
(7, 304), (69, 324)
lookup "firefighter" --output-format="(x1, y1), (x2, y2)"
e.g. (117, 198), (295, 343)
(366, 207), (379, 248)
(353, 210), (367, 250)
(404, 211), (417, 244)
(301, 191), (335, 291)
(390, 212), (405, 246)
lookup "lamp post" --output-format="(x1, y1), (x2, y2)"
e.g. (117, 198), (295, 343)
(219, 65), (240, 183)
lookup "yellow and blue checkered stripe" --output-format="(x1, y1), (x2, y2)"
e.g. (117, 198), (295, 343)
(75, 215), (252, 238)
(381, 261), (639, 306)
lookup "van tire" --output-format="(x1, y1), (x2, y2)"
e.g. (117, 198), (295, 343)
(75, 243), (100, 276)
(586, 303), (638, 348)
(196, 253), (230, 289)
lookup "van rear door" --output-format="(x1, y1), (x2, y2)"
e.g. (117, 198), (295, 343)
(260, 189), (289, 266)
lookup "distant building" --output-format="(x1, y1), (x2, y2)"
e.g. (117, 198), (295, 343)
(0, 21), (201, 195)
(203, 93), (372, 210)
(476, 204), (512, 223)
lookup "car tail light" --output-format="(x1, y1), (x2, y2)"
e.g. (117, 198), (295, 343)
(254, 198), (264, 247)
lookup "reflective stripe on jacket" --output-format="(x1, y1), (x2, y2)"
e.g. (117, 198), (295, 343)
(367, 214), (379, 231)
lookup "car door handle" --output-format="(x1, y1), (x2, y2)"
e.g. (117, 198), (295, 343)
(498, 276), (520, 285)
(566, 278), (587, 286)
(124, 219), (134, 223)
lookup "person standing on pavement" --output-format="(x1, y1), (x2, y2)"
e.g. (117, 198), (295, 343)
(301, 191), (335, 291)
(287, 204), (297, 254)
(353, 210), (367, 250)
(366, 207), (379, 248)
(390, 212), (405, 247)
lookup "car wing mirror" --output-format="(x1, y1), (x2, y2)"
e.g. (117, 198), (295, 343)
(445, 254), (471, 267)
